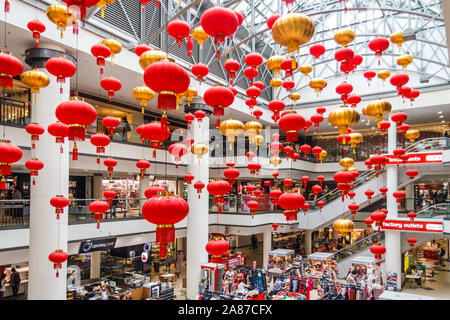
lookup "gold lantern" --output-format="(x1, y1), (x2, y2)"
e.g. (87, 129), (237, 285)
(219, 118), (244, 150)
(267, 55), (284, 78)
(299, 64), (313, 77)
(183, 87), (198, 107)
(349, 132), (363, 153)
(365, 99), (392, 123)
(139, 50), (167, 70)
(397, 54), (413, 69)
(328, 106), (360, 134)
(270, 78), (283, 92)
(102, 38), (122, 65)
(46, 4), (71, 38)
(191, 26), (209, 49)
(362, 105), (372, 123)
(288, 92), (301, 106)
(191, 143), (208, 163)
(271, 13), (315, 53)
(390, 30), (404, 48)
(333, 217), (355, 235)
(97, 0), (116, 18)
(319, 150), (327, 163)
(21, 68), (50, 103)
(251, 134), (264, 149)
(309, 78), (327, 96)
(377, 70), (391, 82)
(404, 129), (420, 144)
(132, 86), (155, 113)
(334, 28), (356, 47)
(244, 120), (262, 140)
(270, 156), (282, 168)
(339, 157), (354, 170)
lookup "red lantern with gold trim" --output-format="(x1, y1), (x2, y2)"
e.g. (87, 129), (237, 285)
(48, 249), (68, 277)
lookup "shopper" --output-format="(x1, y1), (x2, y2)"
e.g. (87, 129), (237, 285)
(120, 117), (131, 141)
(0, 274), (6, 300)
(198, 278), (207, 295)
(67, 271), (76, 287)
(176, 251), (184, 272)
(437, 244), (446, 266)
(110, 195), (118, 219)
(9, 268), (20, 297)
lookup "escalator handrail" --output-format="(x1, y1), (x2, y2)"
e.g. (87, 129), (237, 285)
(404, 137), (450, 153)
(332, 232), (385, 262)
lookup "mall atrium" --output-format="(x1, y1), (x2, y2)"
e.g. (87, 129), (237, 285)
(0, 0), (449, 301)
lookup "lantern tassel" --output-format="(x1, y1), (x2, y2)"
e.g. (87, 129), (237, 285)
(5, 0), (9, 12)
(72, 143), (78, 161)
(0, 177), (5, 190)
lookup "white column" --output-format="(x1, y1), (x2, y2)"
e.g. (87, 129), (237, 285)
(305, 230), (312, 256)
(28, 66), (69, 300)
(405, 183), (414, 211)
(90, 251), (101, 279)
(385, 120), (402, 290)
(93, 174), (102, 199)
(139, 174), (149, 214)
(263, 228), (272, 269)
(186, 110), (209, 300)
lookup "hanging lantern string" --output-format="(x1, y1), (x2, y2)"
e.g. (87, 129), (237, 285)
(4, 9), (8, 49)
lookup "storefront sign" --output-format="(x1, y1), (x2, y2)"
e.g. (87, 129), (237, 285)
(383, 152), (442, 165)
(380, 220), (443, 233)
(79, 238), (117, 253)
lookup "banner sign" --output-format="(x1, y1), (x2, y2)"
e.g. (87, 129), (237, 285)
(380, 220), (443, 233)
(79, 238), (117, 253)
(382, 152), (442, 165)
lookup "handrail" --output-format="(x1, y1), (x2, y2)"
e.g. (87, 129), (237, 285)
(332, 232), (385, 263)
(404, 137), (450, 153)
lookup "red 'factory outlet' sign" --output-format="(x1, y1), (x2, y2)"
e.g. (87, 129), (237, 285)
(380, 220), (443, 233)
(383, 152), (442, 165)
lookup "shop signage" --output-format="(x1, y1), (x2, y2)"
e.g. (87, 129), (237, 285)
(79, 238), (117, 253)
(382, 152), (442, 165)
(380, 220), (443, 233)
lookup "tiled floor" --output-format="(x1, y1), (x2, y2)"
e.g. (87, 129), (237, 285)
(402, 258), (450, 300)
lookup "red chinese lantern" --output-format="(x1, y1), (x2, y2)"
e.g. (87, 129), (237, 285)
(365, 189), (375, 203)
(310, 44), (325, 59)
(45, 57), (76, 94)
(25, 123), (45, 150)
(301, 176), (310, 189)
(369, 37), (390, 64)
(283, 178), (293, 189)
(91, 43), (111, 75)
(224, 162), (240, 185)
(406, 169), (419, 180)
(347, 191), (356, 200)
(100, 76), (122, 103)
(48, 250), (68, 277)
(270, 188), (283, 209)
(311, 184), (322, 200)
(246, 151), (256, 162)
(300, 144), (311, 159)
(89, 200), (110, 229)
(379, 186), (388, 199)
(406, 89), (420, 106)
(103, 190), (116, 205)
(247, 200), (259, 218)
(398, 86), (411, 100)
(134, 43), (151, 57)
(144, 185), (165, 199)
(390, 74), (409, 89)
(337, 183), (352, 202)
(278, 192), (305, 223)
(407, 211), (417, 222)
(391, 112), (407, 127)
(272, 171), (279, 181)
(191, 63), (209, 83)
(335, 48), (354, 63)
(347, 94), (361, 108)
(408, 237), (417, 248)
(370, 154), (387, 177)
(317, 200), (325, 212)
(312, 146), (323, 162)
(194, 110), (206, 128)
(302, 202), (310, 215)
(279, 111), (305, 142)
(140, 0), (157, 11)
(303, 119), (312, 133)
(244, 66), (259, 84)
(101, 116), (120, 138)
(0, 52), (23, 88)
(90, 133), (110, 163)
(253, 81), (264, 91)
(393, 190), (405, 204)
(246, 86), (261, 108)
(184, 113), (195, 130)
(281, 58), (298, 79)
(200, 7), (239, 58)
(224, 58), (240, 84)
(272, 223), (279, 231)
(267, 14), (281, 29)
(50, 195), (69, 220)
(245, 52), (263, 74)
(378, 120), (390, 134)
(370, 244), (386, 266)
(291, 152), (300, 162)
(207, 180), (231, 214)
(203, 86), (235, 127)
(270, 140), (283, 157)
(167, 19), (191, 48)
(335, 82), (353, 103)
(144, 61), (190, 127)
(142, 194), (189, 257)
(168, 143), (188, 168)
(194, 181), (205, 199)
(62, 0), (100, 19)
(316, 107), (326, 115)
(350, 54), (363, 70)
(55, 97), (97, 160)
(206, 236), (229, 263)
(364, 159), (372, 171)
(363, 70), (376, 85)
(47, 122), (69, 153)
(247, 162), (261, 175)
(317, 175), (325, 187)
(141, 121), (171, 158)
(268, 100), (285, 123)
(398, 123), (410, 134)
(136, 159), (151, 179)
(25, 158), (44, 186)
(184, 173), (194, 184)
(310, 113), (324, 133)
(282, 80), (295, 92)
(364, 217), (373, 229)
(245, 184), (255, 195)
(103, 157), (117, 177)
(27, 19), (46, 47)
(370, 210), (386, 232)
(348, 203), (359, 220)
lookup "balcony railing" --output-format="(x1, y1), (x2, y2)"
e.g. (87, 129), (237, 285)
(0, 96), (30, 126)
